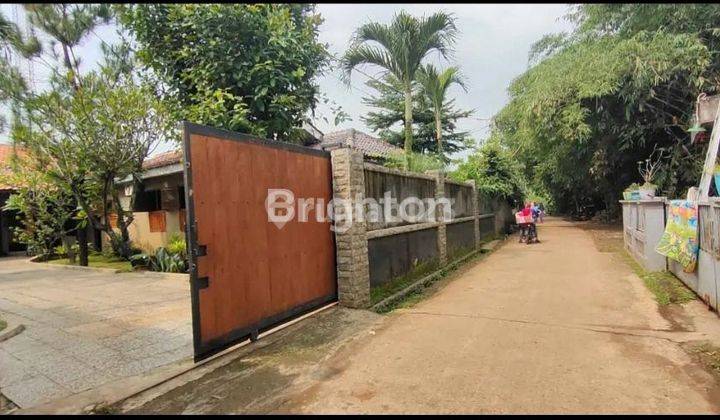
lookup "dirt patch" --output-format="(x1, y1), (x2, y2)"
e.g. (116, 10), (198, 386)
(580, 221), (696, 307)
(684, 342), (720, 382)
(120, 308), (380, 414)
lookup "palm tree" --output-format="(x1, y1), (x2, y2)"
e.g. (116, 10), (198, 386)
(417, 64), (467, 164)
(341, 11), (457, 167)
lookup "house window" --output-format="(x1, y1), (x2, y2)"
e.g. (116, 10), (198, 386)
(134, 189), (162, 212)
(149, 211), (166, 233)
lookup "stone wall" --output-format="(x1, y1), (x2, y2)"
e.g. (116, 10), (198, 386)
(330, 148), (495, 306)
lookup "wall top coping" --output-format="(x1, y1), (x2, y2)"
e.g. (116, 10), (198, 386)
(621, 197), (720, 207)
(363, 162), (437, 181)
(445, 179), (475, 188)
(619, 198), (666, 205)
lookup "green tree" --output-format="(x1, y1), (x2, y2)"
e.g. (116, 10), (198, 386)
(417, 64), (467, 163)
(2, 148), (75, 259)
(362, 74), (472, 157)
(451, 138), (525, 207)
(15, 69), (172, 259)
(0, 4), (113, 265)
(342, 11), (457, 166)
(490, 4), (717, 217)
(120, 4), (329, 141)
(1, 5), (171, 261)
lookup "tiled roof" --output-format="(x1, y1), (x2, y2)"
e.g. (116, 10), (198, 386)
(309, 129), (402, 157)
(142, 150), (183, 170)
(0, 143), (25, 191)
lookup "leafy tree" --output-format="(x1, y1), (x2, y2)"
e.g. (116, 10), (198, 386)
(120, 4), (329, 141)
(383, 151), (443, 173)
(362, 74), (472, 157)
(0, 5), (171, 261)
(0, 4), (114, 265)
(15, 69), (172, 259)
(416, 64), (468, 163)
(2, 148), (75, 259)
(342, 11), (457, 166)
(490, 4), (717, 217)
(451, 138), (525, 207)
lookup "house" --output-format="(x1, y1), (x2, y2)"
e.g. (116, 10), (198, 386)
(0, 144), (26, 255)
(116, 127), (400, 252)
(115, 150), (186, 253)
(306, 128), (402, 162)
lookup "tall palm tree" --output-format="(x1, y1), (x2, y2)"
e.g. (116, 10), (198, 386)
(417, 64), (467, 164)
(341, 11), (457, 167)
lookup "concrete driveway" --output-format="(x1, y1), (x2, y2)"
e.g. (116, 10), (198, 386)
(0, 256), (192, 409)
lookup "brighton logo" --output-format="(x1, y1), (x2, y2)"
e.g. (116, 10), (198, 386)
(265, 189), (454, 233)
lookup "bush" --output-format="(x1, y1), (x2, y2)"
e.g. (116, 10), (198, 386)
(129, 245), (188, 273)
(166, 233), (187, 256)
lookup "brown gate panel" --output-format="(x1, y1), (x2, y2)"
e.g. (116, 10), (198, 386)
(183, 122), (337, 361)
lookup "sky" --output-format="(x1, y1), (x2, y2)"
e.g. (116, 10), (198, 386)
(0, 3), (576, 162)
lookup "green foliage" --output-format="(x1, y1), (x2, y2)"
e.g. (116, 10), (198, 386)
(2, 153), (76, 258)
(166, 233), (187, 256)
(342, 11), (458, 160)
(416, 64), (468, 156)
(130, 246), (187, 273)
(120, 4), (329, 140)
(491, 4), (720, 217)
(383, 151), (443, 173)
(362, 74), (472, 158)
(451, 139), (525, 206)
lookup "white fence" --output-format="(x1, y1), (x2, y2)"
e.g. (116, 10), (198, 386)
(620, 198), (720, 312)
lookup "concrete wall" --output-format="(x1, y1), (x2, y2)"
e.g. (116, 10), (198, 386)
(127, 210), (184, 253)
(368, 228), (439, 287)
(665, 200), (720, 312)
(620, 199), (667, 272)
(331, 150), (498, 306)
(621, 198), (720, 313)
(446, 220), (475, 260)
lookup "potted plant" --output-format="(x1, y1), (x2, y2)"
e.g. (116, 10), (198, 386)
(623, 183), (640, 200)
(637, 145), (667, 200)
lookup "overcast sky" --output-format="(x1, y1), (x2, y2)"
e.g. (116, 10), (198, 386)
(0, 3), (575, 161)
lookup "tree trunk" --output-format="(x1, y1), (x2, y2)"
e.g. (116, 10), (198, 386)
(403, 82), (414, 170)
(76, 224), (88, 267)
(435, 110), (443, 166)
(63, 235), (76, 264)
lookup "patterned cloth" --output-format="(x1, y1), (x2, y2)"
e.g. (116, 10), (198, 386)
(656, 200), (699, 273)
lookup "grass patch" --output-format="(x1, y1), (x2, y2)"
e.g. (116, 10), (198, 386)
(370, 258), (440, 305)
(46, 253), (133, 272)
(620, 251), (695, 305)
(580, 221), (695, 306)
(0, 318), (6, 333)
(686, 342), (720, 381)
(373, 249), (489, 313)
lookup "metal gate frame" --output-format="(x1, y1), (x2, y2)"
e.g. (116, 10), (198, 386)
(182, 121), (337, 362)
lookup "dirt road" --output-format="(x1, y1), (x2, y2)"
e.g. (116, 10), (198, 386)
(126, 218), (720, 414)
(274, 218), (720, 414)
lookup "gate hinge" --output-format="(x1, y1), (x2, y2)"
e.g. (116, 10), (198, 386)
(195, 245), (207, 257)
(196, 276), (209, 289)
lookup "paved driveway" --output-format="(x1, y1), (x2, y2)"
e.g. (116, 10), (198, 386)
(0, 257), (192, 409)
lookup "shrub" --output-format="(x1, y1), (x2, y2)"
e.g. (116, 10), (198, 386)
(166, 233), (187, 256)
(129, 246), (188, 273)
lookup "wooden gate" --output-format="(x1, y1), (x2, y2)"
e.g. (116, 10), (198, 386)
(182, 122), (337, 361)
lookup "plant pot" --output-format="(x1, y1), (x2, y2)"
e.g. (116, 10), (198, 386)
(638, 187), (656, 200)
(715, 173), (720, 193)
(629, 191), (641, 200)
